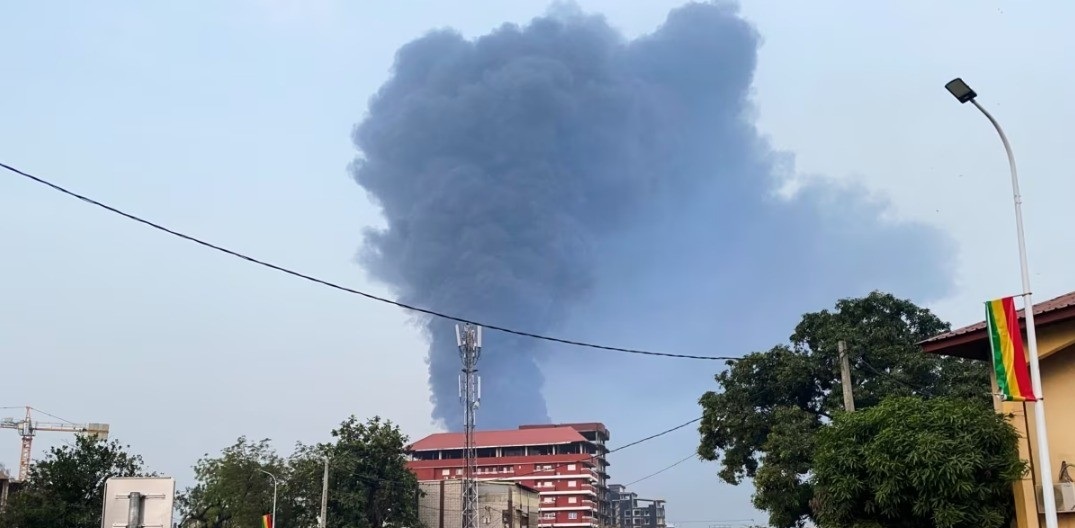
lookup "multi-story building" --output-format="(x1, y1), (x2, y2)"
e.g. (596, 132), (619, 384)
(609, 484), (666, 528)
(407, 423), (611, 528)
(520, 423), (612, 526)
(419, 480), (540, 528)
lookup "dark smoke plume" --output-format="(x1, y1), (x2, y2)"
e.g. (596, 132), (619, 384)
(351, 2), (952, 429)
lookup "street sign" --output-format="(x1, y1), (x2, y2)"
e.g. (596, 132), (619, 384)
(100, 477), (175, 528)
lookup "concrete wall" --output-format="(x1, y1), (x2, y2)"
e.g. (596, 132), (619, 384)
(420, 480), (539, 528)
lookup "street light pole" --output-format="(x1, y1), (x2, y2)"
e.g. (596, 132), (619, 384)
(320, 456), (330, 528)
(259, 468), (279, 528)
(945, 77), (1058, 528)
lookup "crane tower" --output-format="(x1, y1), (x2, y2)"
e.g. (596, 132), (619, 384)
(0, 406), (109, 481)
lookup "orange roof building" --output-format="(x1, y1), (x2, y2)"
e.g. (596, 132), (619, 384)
(923, 290), (1075, 528)
(408, 423), (611, 528)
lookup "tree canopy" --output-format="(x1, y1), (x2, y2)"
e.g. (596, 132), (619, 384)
(176, 437), (287, 527)
(319, 416), (422, 528)
(0, 435), (147, 528)
(697, 291), (991, 527)
(177, 415), (420, 528)
(812, 397), (1024, 528)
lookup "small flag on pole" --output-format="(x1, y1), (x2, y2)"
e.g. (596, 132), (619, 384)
(985, 297), (1037, 401)
(262, 514), (273, 528)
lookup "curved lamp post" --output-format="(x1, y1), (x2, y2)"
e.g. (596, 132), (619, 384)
(945, 77), (1058, 528)
(259, 468), (279, 528)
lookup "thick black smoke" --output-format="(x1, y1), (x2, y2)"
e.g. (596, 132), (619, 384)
(351, 2), (952, 429)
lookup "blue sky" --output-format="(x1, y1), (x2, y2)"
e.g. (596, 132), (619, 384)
(3, 1), (1075, 525)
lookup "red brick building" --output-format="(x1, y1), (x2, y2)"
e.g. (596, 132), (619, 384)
(407, 423), (611, 528)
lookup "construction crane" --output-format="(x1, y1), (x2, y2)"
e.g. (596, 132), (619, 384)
(0, 406), (109, 481)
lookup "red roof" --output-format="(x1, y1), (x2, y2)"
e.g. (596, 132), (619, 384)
(921, 290), (1075, 359)
(408, 426), (587, 451)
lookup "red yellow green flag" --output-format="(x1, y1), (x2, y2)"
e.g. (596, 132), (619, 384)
(262, 514), (273, 528)
(985, 297), (1037, 401)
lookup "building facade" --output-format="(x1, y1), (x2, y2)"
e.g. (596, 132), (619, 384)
(407, 423), (611, 528)
(419, 480), (540, 528)
(609, 484), (666, 528)
(0, 470), (12, 511)
(922, 290), (1075, 528)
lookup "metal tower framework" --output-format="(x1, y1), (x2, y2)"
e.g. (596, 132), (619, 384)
(1, 406), (109, 481)
(456, 324), (482, 528)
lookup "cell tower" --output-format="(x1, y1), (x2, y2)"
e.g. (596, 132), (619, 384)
(456, 323), (482, 528)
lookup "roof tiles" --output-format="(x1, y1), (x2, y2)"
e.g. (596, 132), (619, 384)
(921, 290), (1075, 345)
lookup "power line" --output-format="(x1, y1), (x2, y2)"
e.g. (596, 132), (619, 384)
(623, 452), (696, 487)
(609, 418), (700, 455)
(1, 161), (736, 362)
(669, 521), (755, 525)
(854, 356), (929, 393)
(499, 416), (701, 483)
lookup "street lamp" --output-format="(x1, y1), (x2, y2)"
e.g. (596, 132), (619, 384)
(320, 456), (330, 528)
(259, 468), (279, 528)
(945, 77), (1058, 528)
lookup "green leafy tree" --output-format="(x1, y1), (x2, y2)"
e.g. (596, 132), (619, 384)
(177, 437), (286, 528)
(177, 417), (421, 528)
(280, 442), (332, 528)
(697, 292), (990, 527)
(318, 416), (421, 528)
(0, 435), (147, 528)
(812, 397), (1024, 528)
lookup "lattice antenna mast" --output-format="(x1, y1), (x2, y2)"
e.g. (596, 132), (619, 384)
(457, 324), (482, 528)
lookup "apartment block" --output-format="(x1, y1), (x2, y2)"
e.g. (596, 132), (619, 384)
(407, 423), (611, 528)
(609, 484), (666, 528)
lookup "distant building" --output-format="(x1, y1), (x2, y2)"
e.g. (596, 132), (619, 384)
(407, 423), (611, 528)
(0, 469), (18, 511)
(609, 484), (666, 528)
(420, 480), (540, 528)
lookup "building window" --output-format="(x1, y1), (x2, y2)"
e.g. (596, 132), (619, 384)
(542, 513), (556, 520)
(543, 497), (555, 504)
(568, 513), (579, 520)
(567, 464), (577, 470)
(568, 497), (577, 504)
(456, 469), (463, 475)
(441, 469), (449, 476)
(568, 480), (577, 488)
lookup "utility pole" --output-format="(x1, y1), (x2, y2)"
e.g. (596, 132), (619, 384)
(319, 456), (329, 528)
(457, 324), (482, 528)
(838, 340), (855, 412)
(504, 485), (513, 528)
